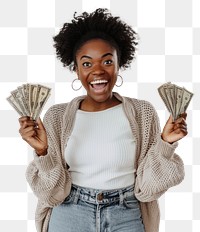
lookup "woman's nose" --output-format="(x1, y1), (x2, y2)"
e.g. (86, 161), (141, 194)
(92, 63), (105, 75)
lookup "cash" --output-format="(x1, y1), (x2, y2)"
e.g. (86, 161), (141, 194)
(7, 83), (51, 120)
(158, 82), (193, 121)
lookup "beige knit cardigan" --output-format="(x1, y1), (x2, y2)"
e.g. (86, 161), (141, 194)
(26, 92), (185, 232)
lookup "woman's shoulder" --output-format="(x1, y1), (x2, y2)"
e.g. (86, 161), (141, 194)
(124, 97), (159, 128)
(47, 102), (69, 112)
(124, 95), (156, 113)
(43, 102), (71, 127)
(114, 92), (157, 118)
(44, 95), (85, 120)
(45, 102), (69, 117)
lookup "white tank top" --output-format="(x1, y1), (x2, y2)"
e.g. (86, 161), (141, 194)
(65, 103), (136, 190)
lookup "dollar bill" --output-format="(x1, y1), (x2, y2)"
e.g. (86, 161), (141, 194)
(168, 84), (176, 121)
(175, 85), (184, 120)
(158, 82), (193, 121)
(179, 87), (194, 115)
(22, 84), (30, 110)
(17, 86), (30, 115)
(11, 89), (27, 116)
(158, 83), (172, 113)
(7, 95), (24, 116)
(29, 84), (39, 118)
(33, 85), (51, 120)
(164, 85), (174, 115)
(6, 83), (51, 119)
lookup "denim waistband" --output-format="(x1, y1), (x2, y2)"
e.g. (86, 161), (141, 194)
(69, 184), (135, 205)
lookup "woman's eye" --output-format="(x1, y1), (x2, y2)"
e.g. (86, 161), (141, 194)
(82, 62), (91, 67)
(104, 60), (113, 65)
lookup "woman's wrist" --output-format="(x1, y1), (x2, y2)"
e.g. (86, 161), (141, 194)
(35, 147), (48, 156)
(161, 134), (173, 144)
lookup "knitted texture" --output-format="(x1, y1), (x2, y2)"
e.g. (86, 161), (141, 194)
(25, 92), (185, 232)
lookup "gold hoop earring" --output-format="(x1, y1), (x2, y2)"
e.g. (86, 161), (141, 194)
(71, 78), (82, 91)
(115, 75), (123, 87)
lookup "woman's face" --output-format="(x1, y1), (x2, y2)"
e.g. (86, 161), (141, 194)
(75, 39), (119, 104)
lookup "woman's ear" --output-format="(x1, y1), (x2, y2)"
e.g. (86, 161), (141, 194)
(73, 63), (77, 72)
(74, 66), (79, 77)
(117, 63), (120, 72)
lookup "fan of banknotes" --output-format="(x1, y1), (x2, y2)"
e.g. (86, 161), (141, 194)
(158, 82), (193, 121)
(7, 83), (51, 120)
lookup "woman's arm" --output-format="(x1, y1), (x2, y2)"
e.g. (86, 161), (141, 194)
(134, 104), (185, 202)
(25, 105), (71, 207)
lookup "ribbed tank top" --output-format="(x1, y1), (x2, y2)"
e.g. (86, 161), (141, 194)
(64, 103), (136, 190)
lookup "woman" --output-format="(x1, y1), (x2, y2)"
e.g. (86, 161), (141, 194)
(19, 8), (187, 232)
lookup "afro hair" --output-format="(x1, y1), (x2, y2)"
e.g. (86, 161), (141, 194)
(53, 8), (138, 71)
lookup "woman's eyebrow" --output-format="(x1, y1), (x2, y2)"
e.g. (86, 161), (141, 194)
(80, 55), (92, 60)
(80, 53), (113, 60)
(102, 53), (113, 58)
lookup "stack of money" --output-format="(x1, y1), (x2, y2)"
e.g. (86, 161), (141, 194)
(7, 84), (51, 120)
(158, 82), (193, 121)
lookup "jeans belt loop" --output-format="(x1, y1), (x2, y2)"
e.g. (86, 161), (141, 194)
(119, 189), (124, 205)
(73, 187), (81, 204)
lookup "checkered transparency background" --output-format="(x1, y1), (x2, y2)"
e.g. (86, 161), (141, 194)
(0, 0), (200, 231)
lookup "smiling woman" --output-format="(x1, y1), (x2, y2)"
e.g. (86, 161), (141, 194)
(52, 8), (138, 112)
(75, 39), (120, 111)
(19, 8), (188, 232)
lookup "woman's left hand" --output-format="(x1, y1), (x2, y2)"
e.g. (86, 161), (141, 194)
(161, 113), (188, 144)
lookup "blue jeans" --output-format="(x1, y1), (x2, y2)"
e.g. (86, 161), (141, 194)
(48, 184), (145, 232)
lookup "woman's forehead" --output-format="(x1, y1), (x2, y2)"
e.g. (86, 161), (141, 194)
(76, 39), (117, 57)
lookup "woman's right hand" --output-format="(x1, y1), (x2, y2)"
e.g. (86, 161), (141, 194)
(19, 117), (48, 156)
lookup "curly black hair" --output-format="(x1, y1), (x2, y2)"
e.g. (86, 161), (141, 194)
(53, 8), (138, 71)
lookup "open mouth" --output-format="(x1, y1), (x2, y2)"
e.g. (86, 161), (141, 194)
(89, 81), (109, 93)
(90, 83), (108, 90)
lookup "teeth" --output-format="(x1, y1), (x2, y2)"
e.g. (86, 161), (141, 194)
(90, 80), (108, 85)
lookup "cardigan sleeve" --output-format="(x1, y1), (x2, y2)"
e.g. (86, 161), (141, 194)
(134, 102), (185, 202)
(25, 105), (71, 207)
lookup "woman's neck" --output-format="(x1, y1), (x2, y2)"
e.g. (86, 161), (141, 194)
(79, 95), (121, 112)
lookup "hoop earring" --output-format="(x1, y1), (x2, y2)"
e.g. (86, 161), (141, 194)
(71, 78), (82, 91)
(115, 75), (123, 87)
